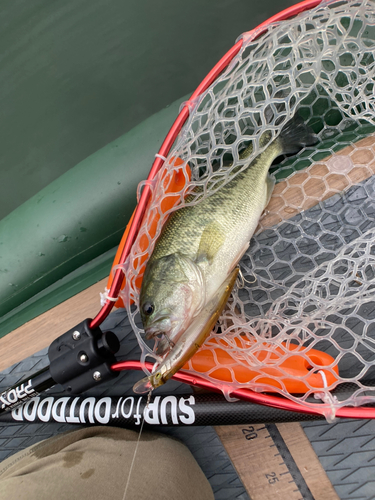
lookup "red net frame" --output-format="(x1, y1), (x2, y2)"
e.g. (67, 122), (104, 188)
(91, 0), (375, 419)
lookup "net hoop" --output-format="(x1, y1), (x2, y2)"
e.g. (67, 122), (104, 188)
(90, 0), (322, 329)
(103, 0), (375, 420)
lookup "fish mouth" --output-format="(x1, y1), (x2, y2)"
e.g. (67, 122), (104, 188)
(144, 327), (162, 340)
(145, 327), (175, 346)
(155, 335), (175, 356)
(144, 327), (176, 356)
(144, 323), (170, 340)
(144, 313), (176, 340)
(144, 317), (178, 356)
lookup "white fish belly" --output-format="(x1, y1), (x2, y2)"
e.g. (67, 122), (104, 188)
(204, 177), (270, 300)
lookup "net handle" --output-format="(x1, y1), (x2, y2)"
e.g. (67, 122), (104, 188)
(90, 0), (322, 329)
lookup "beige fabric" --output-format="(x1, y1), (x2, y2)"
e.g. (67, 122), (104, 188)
(0, 426), (214, 500)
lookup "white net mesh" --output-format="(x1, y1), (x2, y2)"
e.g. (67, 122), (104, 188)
(120, 0), (375, 419)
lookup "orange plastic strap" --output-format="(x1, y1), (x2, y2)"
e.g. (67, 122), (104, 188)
(184, 337), (339, 393)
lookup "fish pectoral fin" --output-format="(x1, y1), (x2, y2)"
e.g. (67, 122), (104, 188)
(196, 222), (225, 265)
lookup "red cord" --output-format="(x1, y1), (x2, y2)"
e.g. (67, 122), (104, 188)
(112, 360), (375, 419)
(90, 0), (322, 330)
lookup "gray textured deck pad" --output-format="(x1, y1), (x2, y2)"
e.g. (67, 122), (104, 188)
(302, 419), (375, 500)
(2, 175), (375, 499)
(244, 174), (375, 322)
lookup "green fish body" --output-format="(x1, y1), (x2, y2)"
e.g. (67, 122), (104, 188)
(140, 115), (316, 356)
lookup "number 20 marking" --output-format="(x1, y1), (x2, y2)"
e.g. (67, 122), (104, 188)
(242, 426), (258, 440)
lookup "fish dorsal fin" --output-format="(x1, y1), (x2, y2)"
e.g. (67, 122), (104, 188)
(196, 221), (225, 265)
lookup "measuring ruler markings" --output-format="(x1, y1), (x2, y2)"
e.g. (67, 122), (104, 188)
(266, 424), (313, 500)
(215, 422), (339, 500)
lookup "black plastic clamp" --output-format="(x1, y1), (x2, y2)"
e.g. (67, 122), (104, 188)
(48, 319), (120, 393)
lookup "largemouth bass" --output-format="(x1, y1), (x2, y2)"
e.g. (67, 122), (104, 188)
(140, 114), (317, 358)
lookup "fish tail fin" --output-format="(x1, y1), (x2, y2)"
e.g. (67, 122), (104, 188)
(278, 114), (318, 155)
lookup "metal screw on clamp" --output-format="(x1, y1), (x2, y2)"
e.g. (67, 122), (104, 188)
(72, 331), (81, 340)
(48, 319), (120, 393)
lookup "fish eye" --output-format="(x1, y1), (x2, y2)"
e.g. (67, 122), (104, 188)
(142, 302), (154, 316)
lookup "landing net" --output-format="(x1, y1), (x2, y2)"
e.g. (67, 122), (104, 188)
(120, 0), (375, 420)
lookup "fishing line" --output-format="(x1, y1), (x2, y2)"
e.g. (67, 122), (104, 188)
(122, 390), (152, 500)
(237, 268), (256, 289)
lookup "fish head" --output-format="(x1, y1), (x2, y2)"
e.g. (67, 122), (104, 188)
(140, 253), (205, 351)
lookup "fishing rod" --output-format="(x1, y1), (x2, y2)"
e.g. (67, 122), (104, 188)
(0, 392), (325, 427)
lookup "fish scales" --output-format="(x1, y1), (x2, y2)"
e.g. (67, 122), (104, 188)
(150, 139), (283, 295)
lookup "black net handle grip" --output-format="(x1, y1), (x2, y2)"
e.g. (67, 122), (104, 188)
(0, 319), (120, 416)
